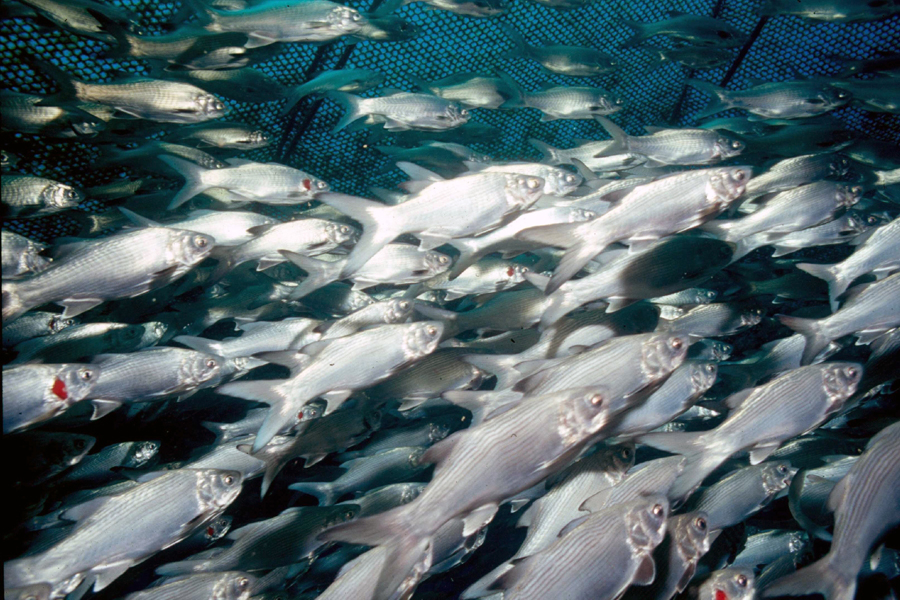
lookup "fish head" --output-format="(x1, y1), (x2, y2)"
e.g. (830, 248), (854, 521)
(408, 446), (427, 467)
(673, 511), (712, 559)
(61, 433), (96, 467)
(297, 400), (327, 426)
(703, 567), (754, 600)
(628, 494), (670, 550)
(199, 468), (244, 509)
(827, 154), (851, 178)
(556, 386), (619, 442)
(821, 86), (852, 111)
(381, 298), (414, 323)
(125, 440), (160, 468)
(502, 262), (529, 286)
(186, 353), (222, 386)
(821, 362), (863, 412)
(309, 176), (331, 196)
(329, 6), (364, 33)
(107, 324), (145, 349)
(247, 129), (270, 148)
(506, 174), (545, 208)
(196, 93), (229, 120)
(364, 408), (384, 432)
(439, 102), (470, 128)
(706, 166), (752, 211)
(173, 230), (216, 266)
(326, 504), (361, 528)
(403, 321), (444, 358)
(45, 182), (83, 209)
(610, 442), (637, 477)
(835, 183), (863, 207)
(641, 333), (690, 380)
(690, 361), (719, 393)
(452, 0), (508, 17)
(139, 321), (169, 347)
(569, 207), (598, 222)
(49, 314), (78, 334)
(787, 530), (810, 555)
(760, 460), (796, 495)
(845, 210), (872, 235)
(362, 15), (420, 41)
(326, 221), (360, 247)
(716, 135), (745, 159)
(55, 364), (100, 405)
(739, 307), (764, 328)
(424, 250), (453, 275)
(401, 482), (426, 504)
(697, 289), (719, 304)
(543, 167), (583, 196)
(589, 93), (624, 115)
(223, 572), (255, 600)
(204, 515), (233, 543)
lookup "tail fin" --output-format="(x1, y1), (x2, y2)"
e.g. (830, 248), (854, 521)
(761, 555), (853, 600)
(31, 58), (80, 103)
(619, 18), (650, 48)
(445, 237), (484, 279)
(288, 482), (338, 506)
(528, 139), (563, 165)
(539, 290), (581, 330)
(279, 251), (342, 299)
(173, 335), (224, 356)
(317, 192), (401, 277)
(547, 240), (603, 294)
(514, 222), (581, 250)
(208, 246), (237, 283)
(1, 282), (28, 322)
(593, 116), (629, 155)
(319, 503), (412, 546)
(636, 431), (724, 504)
(497, 71), (525, 109)
(777, 314), (830, 365)
(796, 262), (845, 310)
(216, 380), (299, 452)
(85, 8), (132, 58)
(639, 47), (668, 73)
(329, 92), (367, 133)
(157, 155), (212, 210)
(686, 79), (734, 120)
(248, 439), (292, 496)
(499, 23), (528, 59)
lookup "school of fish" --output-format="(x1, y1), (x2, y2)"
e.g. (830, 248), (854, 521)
(1, 0), (899, 599)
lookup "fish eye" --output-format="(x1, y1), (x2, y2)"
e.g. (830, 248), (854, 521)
(850, 186), (862, 194)
(427, 326), (438, 336)
(846, 366), (858, 378)
(671, 338), (682, 349)
(615, 98), (624, 105)
(706, 364), (716, 373)
(695, 517), (707, 530)
(461, 109), (469, 117)
(733, 170), (746, 180)
(736, 574), (748, 587)
(194, 235), (208, 248)
(589, 393), (603, 406)
(777, 464), (788, 474)
(399, 300), (410, 309)
(236, 577), (249, 589)
(620, 447), (631, 460)
(731, 140), (743, 149)
(223, 474), (234, 485)
(79, 369), (93, 381)
(527, 178), (540, 189)
(206, 359), (217, 369)
(707, 291), (717, 299)
(652, 504), (665, 517)
(341, 226), (350, 234)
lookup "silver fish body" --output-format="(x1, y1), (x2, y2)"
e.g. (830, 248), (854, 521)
(1, 231), (50, 278)
(1, 175), (81, 218)
(694, 461), (796, 530)
(203, 0), (364, 45)
(2, 363), (98, 433)
(124, 572), (255, 600)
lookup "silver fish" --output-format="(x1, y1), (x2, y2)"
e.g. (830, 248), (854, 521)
(694, 461), (796, 530)
(4, 468), (243, 594)
(778, 272), (900, 363)
(367, 348), (485, 405)
(59, 441), (160, 487)
(0, 90), (103, 137)
(762, 422), (900, 600)
(176, 317), (321, 359)
(1, 175), (81, 219)
(2, 363), (98, 433)
(642, 45), (734, 70)
(760, 0), (900, 22)
(332, 91), (469, 132)
(501, 24), (619, 77)
(218, 321), (443, 449)
(124, 572), (255, 600)
(411, 72), (516, 109)
(506, 84), (625, 121)
(657, 303), (762, 338)
(596, 117), (744, 166)
(353, 13), (420, 41)
(10, 322), (149, 363)
(166, 67), (288, 104)
(2, 311), (76, 348)
(742, 153), (851, 199)
(689, 79), (851, 120)
(620, 14), (746, 48)
(639, 362), (861, 502)
(283, 69), (384, 113)
(700, 568), (755, 600)
(1, 231), (50, 279)
(732, 529), (811, 569)
(2, 227), (214, 321)
(167, 123), (271, 150)
(200, 0), (364, 45)
(341, 482), (427, 518)
(426, 258), (529, 300)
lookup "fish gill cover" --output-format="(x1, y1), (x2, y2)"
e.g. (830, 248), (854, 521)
(1, 0), (899, 599)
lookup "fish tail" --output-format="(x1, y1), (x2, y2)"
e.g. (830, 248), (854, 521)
(777, 314), (829, 365)
(155, 558), (211, 576)
(496, 70), (525, 108)
(637, 431), (724, 503)
(279, 251), (342, 299)
(30, 58), (81, 103)
(547, 239), (602, 294)
(686, 79), (734, 120)
(445, 237), (483, 279)
(281, 83), (315, 116)
(539, 291), (581, 331)
(208, 246), (237, 283)
(796, 262), (845, 310)
(499, 23), (528, 59)
(593, 115), (629, 155)
(514, 221), (582, 250)
(761, 555), (854, 600)
(317, 192), (401, 277)
(289, 482), (338, 506)
(329, 92), (368, 133)
(619, 18), (651, 48)
(639, 47), (668, 73)
(245, 440), (291, 497)
(83, 8), (131, 58)
(173, 335), (224, 357)
(528, 139), (564, 165)
(217, 380), (298, 452)
(1, 281), (28, 322)
(319, 503), (415, 546)
(157, 155), (212, 210)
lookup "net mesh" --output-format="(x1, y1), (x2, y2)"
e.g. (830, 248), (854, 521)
(1, 1), (898, 243)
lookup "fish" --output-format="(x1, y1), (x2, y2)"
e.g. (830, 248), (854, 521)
(123, 572), (256, 600)
(0, 90), (104, 137)
(642, 45), (735, 71)
(760, 0), (900, 22)
(2, 363), (99, 433)
(165, 67), (288, 103)
(620, 13), (746, 47)
(731, 529), (810, 569)
(354, 13), (420, 41)
(2, 311), (76, 348)
(331, 91), (470, 132)
(517, 166), (749, 293)
(639, 363), (861, 503)
(762, 422), (900, 600)
(197, 0), (364, 46)
(366, 348), (485, 405)
(283, 69), (384, 114)
(166, 122), (272, 150)
(778, 272), (900, 364)
(1, 231), (50, 279)
(699, 567), (755, 600)
(6, 431), (96, 488)
(657, 303), (763, 339)
(378, 0), (507, 17)
(689, 79), (851, 120)
(504, 82), (625, 120)
(4, 468), (243, 594)
(10, 322), (152, 363)
(218, 321), (443, 449)
(692, 461), (796, 530)
(342, 482), (427, 517)
(425, 258), (529, 300)
(15, 0), (136, 41)
(411, 72), (517, 109)
(1, 175), (82, 219)
(2, 226), (214, 321)
(501, 24), (619, 77)
(58, 441), (160, 487)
